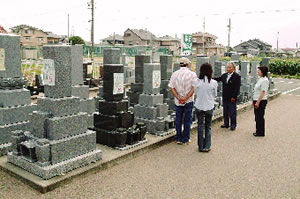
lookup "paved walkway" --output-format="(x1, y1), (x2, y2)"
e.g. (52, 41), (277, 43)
(0, 95), (299, 199)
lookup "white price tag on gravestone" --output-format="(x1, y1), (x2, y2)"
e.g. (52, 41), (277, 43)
(0, 48), (5, 71)
(113, 73), (124, 95)
(152, 70), (161, 89)
(221, 65), (226, 74)
(42, 59), (55, 86)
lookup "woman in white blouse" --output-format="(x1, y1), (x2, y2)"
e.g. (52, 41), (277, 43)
(252, 66), (269, 137)
(194, 63), (218, 152)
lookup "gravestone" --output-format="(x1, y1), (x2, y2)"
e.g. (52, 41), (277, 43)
(7, 45), (102, 180)
(0, 34), (37, 156)
(70, 46), (95, 128)
(127, 55), (151, 106)
(196, 56), (209, 77)
(173, 63), (180, 72)
(209, 56), (218, 71)
(262, 57), (270, 67)
(238, 61), (251, 103)
(231, 55), (240, 72)
(134, 63), (173, 135)
(160, 55), (175, 114)
(93, 48), (147, 149)
(213, 61), (223, 108)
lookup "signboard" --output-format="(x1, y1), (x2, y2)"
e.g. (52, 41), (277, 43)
(0, 48), (5, 71)
(113, 73), (124, 95)
(153, 70), (161, 89)
(181, 34), (193, 56)
(42, 59), (55, 86)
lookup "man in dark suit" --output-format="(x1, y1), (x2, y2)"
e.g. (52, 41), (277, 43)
(214, 63), (241, 130)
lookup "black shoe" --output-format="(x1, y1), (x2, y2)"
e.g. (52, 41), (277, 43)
(253, 133), (264, 137)
(221, 125), (229, 128)
(202, 148), (211, 152)
(230, 127), (236, 131)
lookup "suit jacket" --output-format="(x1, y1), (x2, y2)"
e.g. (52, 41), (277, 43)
(214, 72), (241, 102)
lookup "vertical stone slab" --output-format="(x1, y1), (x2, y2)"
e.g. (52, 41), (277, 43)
(103, 48), (120, 65)
(135, 55), (151, 83)
(262, 57), (270, 67)
(71, 45), (84, 86)
(196, 56), (209, 76)
(0, 34), (22, 78)
(159, 55), (172, 80)
(43, 45), (73, 98)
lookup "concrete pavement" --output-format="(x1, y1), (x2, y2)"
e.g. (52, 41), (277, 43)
(0, 94), (299, 199)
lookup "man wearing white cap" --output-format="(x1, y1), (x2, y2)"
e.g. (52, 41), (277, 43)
(168, 57), (197, 144)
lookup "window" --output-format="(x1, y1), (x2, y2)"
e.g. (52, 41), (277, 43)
(24, 30), (29, 34)
(125, 33), (131, 37)
(25, 37), (30, 41)
(192, 38), (197, 42)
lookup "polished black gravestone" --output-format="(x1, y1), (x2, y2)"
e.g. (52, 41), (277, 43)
(93, 49), (147, 149)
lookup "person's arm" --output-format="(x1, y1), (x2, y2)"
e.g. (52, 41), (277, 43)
(255, 79), (269, 109)
(213, 75), (222, 82)
(180, 87), (194, 104)
(170, 87), (180, 101)
(231, 74), (241, 102)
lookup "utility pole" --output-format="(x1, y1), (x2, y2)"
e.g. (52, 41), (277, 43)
(67, 14), (69, 43)
(277, 32), (279, 52)
(89, 0), (95, 60)
(227, 18), (231, 51)
(203, 17), (205, 55)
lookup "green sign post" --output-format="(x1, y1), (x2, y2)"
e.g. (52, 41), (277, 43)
(181, 34), (193, 56)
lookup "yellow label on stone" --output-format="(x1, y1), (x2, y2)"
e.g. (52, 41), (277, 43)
(0, 48), (5, 71)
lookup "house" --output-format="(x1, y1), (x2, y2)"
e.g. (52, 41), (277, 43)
(123, 28), (158, 46)
(234, 39), (272, 56)
(154, 35), (180, 56)
(10, 25), (66, 59)
(0, 25), (8, 34)
(192, 32), (225, 57)
(101, 34), (124, 45)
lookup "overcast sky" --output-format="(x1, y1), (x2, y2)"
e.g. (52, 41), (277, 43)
(1, 0), (300, 48)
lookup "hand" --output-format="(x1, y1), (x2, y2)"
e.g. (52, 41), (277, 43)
(179, 97), (187, 104)
(254, 102), (260, 109)
(231, 98), (236, 103)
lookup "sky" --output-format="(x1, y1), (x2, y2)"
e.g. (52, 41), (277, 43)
(1, 0), (300, 48)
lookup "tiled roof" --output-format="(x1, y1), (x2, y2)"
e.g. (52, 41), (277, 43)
(128, 28), (157, 40)
(156, 35), (180, 41)
(192, 32), (217, 39)
(0, 25), (8, 34)
(103, 34), (124, 41)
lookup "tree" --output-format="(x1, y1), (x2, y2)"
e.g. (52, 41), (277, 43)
(69, 36), (85, 46)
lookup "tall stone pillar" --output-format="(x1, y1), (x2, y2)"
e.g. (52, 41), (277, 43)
(0, 34), (36, 156)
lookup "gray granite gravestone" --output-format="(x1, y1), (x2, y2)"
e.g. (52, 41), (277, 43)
(134, 63), (173, 135)
(237, 61), (251, 103)
(160, 55), (175, 114)
(262, 57), (270, 67)
(127, 55), (151, 106)
(0, 34), (37, 156)
(196, 56), (209, 77)
(70, 45), (95, 128)
(7, 45), (102, 180)
(93, 48), (146, 149)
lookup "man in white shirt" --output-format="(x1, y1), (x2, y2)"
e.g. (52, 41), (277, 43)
(168, 57), (197, 144)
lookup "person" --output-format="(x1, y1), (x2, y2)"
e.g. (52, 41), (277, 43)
(169, 57), (197, 144)
(194, 63), (218, 152)
(214, 62), (241, 131)
(252, 66), (269, 137)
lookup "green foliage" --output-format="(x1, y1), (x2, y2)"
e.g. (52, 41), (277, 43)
(219, 56), (231, 61)
(69, 36), (85, 46)
(269, 58), (300, 76)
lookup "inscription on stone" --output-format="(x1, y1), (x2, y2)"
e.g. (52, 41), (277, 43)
(152, 70), (161, 89)
(42, 59), (55, 86)
(0, 48), (5, 71)
(113, 73), (124, 95)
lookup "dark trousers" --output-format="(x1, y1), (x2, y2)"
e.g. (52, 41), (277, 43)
(175, 102), (193, 143)
(253, 100), (267, 136)
(223, 101), (237, 128)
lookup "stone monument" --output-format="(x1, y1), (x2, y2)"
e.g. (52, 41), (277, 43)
(7, 45), (102, 180)
(127, 55), (151, 106)
(238, 61), (251, 103)
(196, 56), (209, 76)
(93, 48), (147, 149)
(0, 34), (36, 156)
(134, 63), (173, 135)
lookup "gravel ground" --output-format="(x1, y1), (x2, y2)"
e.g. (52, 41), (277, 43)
(0, 95), (299, 199)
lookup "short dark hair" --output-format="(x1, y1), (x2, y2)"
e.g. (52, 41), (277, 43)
(199, 63), (213, 83)
(258, 66), (269, 77)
